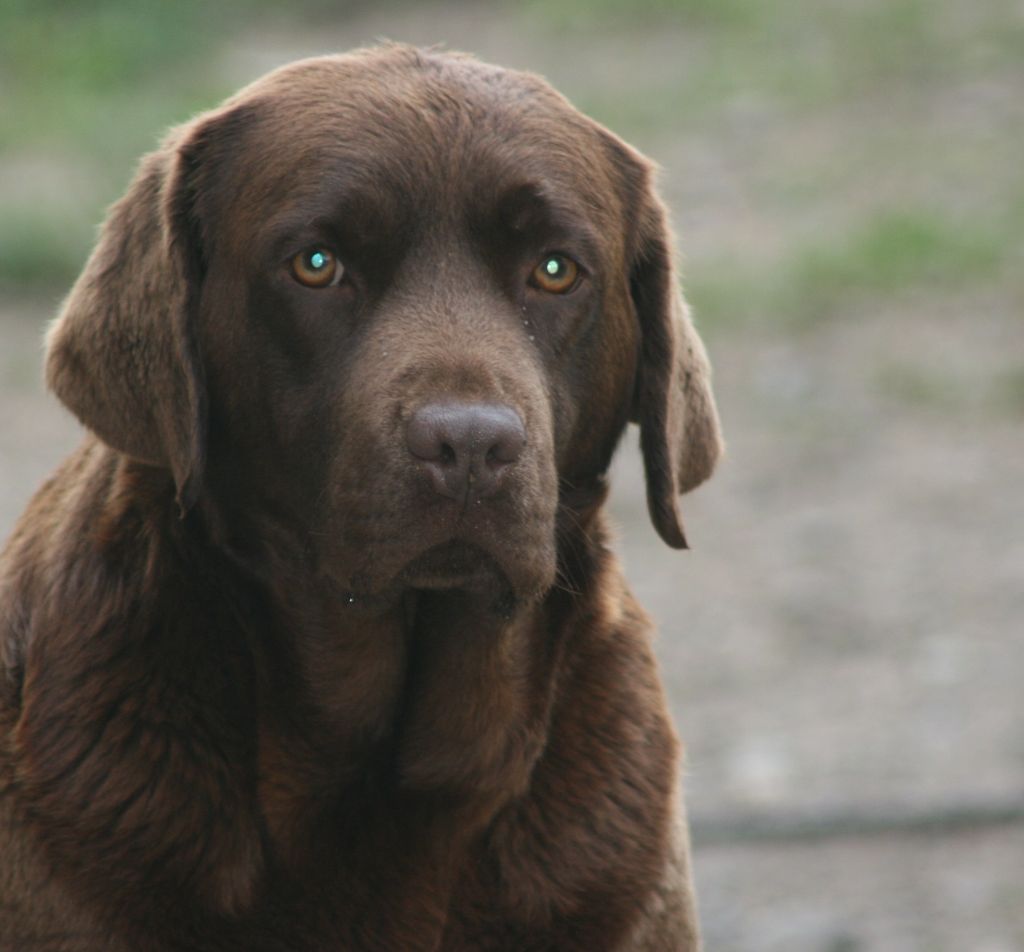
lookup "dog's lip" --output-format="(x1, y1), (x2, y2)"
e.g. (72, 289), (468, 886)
(398, 540), (507, 591)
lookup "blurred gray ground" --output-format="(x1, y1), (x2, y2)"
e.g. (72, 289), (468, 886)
(2, 2), (1023, 949)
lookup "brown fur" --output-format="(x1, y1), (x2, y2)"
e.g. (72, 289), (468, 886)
(0, 45), (721, 951)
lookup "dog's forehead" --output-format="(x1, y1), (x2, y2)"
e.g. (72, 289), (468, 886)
(246, 47), (587, 144)
(219, 48), (626, 230)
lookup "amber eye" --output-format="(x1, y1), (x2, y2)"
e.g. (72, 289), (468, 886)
(290, 247), (344, 288)
(531, 254), (580, 294)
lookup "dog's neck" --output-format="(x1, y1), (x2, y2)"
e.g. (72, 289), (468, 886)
(192, 481), (608, 877)
(253, 572), (562, 867)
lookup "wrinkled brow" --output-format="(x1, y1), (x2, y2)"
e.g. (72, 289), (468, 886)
(489, 182), (602, 259)
(253, 177), (411, 265)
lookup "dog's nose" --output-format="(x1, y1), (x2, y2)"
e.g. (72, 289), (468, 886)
(406, 402), (526, 500)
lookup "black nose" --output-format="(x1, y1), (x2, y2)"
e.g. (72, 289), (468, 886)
(406, 402), (526, 500)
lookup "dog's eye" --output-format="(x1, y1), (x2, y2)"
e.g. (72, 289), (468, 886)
(530, 254), (580, 294)
(291, 248), (345, 288)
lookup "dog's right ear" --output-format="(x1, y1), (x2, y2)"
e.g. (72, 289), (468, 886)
(45, 105), (252, 514)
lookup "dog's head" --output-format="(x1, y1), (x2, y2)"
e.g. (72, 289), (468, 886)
(46, 45), (721, 603)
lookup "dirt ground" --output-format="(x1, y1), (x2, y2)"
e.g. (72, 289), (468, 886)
(2, 3), (1023, 949)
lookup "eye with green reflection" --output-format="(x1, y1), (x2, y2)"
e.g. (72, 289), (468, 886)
(531, 254), (580, 294)
(290, 247), (345, 288)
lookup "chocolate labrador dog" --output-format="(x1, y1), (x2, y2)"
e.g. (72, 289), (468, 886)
(0, 45), (721, 951)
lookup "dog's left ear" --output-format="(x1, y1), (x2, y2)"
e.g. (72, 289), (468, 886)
(45, 105), (251, 514)
(611, 141), (723, 549)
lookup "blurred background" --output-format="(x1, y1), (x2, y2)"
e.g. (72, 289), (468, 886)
(2, 1), (1022, 948)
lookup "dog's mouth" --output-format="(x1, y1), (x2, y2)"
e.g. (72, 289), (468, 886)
(398, 540), (509, 593)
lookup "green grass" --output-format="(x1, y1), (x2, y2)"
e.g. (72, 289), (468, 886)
(874, 361), (1024, 417)
(992, 367), (1024, 414)
(0, 0), (382, 291)
(524, 0), (766, 30)
(0, 0), (225, 150)
(0, 0), (236, 289)
(558, 0), (1024, 137)
(0, 206), (97, 290)
(874, 363), (964, 413)
(787, 211), (1008, 321)
(686, 204), (1022, 332)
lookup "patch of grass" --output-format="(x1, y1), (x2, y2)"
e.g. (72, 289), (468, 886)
(992, 367), (1024, 414)
(0, 0), (220, 147)
(686, 205), (1020, 332)
(874, 364), (962, 412)
(0, 0), (237, 291)
(784, 210), (1007, 326)
(0, 207), (95, 293)
(523, 0), (766, 30)
(1, 0), (202, 86)
(553, 0), (1024, 138)
(874, 362), (1024, 418)
(0, 0), (385, 295)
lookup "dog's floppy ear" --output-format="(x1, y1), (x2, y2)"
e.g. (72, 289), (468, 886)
(45, 108), (246, 514)
(622, 153), (723, 549)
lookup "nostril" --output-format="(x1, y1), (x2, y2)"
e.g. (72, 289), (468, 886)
(406, 407), (454, 464)
(486, 427), (526, 468)
(406, 401), (526, 499)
